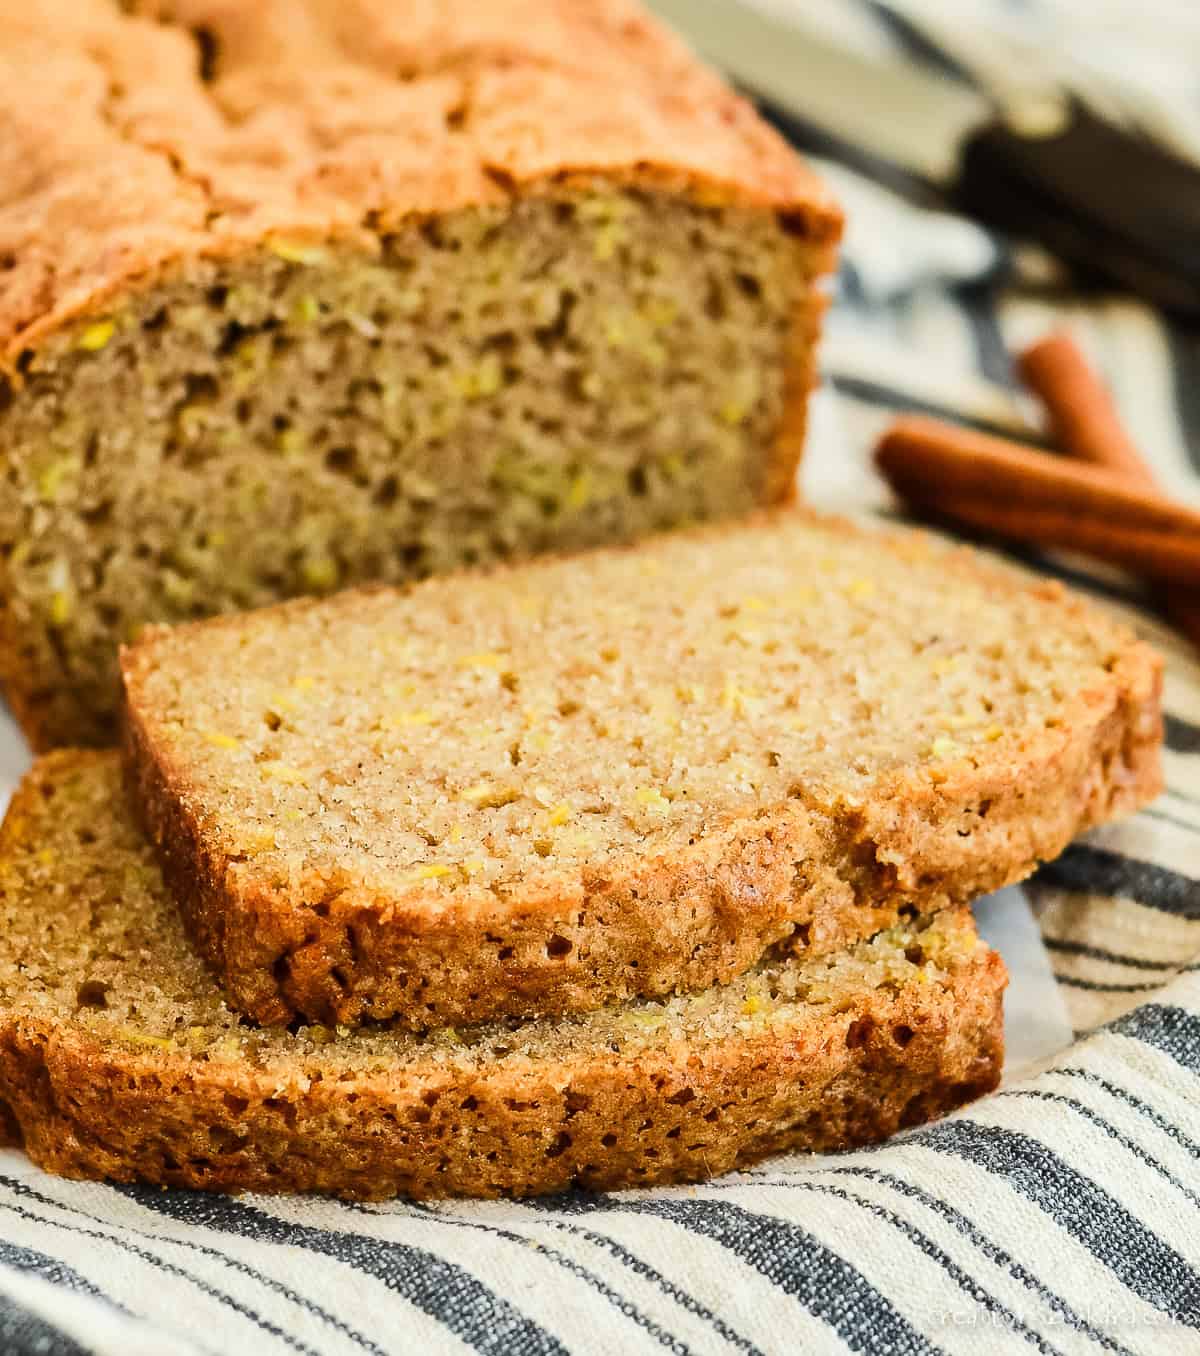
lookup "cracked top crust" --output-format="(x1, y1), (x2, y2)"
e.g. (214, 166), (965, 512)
(0, 0), (841, 369)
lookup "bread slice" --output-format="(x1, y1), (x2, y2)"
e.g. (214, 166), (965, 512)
(0, 752), (1005, 1200)
(0, 0), (840, 749)
(121, 509), (1161, 1029)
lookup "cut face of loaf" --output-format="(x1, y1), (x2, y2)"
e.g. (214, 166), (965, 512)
(0, 753), (1006, 1200)
(120, 509), (1163, 1030)
(0, 188), (829, 751)
(0, 0), (841, 749)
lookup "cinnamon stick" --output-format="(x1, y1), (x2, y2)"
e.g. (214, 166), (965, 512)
(876, 416), (1200, 587)
(912, 496), (1200, 584)
(1018, 333), (1150, 481)
(1019, 331), (1200, 647)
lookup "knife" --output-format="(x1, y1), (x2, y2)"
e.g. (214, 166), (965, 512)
(645, 0), (1200, 319)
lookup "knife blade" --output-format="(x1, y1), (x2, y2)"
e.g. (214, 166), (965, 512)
(646, 0), (1200, 318)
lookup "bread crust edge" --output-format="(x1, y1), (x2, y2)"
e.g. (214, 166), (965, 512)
(0, 907), (1004, 1201)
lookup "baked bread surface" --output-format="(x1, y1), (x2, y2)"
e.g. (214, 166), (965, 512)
(0, 751), (1005, 1200)
(121, 509), (1163, 1029)
(0, 0), (841, 749)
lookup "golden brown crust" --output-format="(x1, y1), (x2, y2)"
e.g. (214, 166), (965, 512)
(763, 287), (831, 505)
(0, 0), (840, 373)
(0, 983), (1002, 1199)
(0, 751), (1004, 1199)
(121, 508), (1164, 1030)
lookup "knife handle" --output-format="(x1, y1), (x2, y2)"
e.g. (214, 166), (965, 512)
(958, 99), (1200, 320)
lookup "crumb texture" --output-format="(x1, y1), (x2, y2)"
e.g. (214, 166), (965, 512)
(121, 509), (1163, 1028)
(0, 752), (1005, 1200)
(0, 0), (840, 749)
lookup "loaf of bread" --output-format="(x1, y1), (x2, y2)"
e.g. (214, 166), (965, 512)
(121, 509), (1162, 1030)
(0, 752), (1005, 1199)
(0, 0), (840, 750)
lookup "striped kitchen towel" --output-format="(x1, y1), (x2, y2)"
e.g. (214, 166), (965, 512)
(1, 1), (1198, 1352)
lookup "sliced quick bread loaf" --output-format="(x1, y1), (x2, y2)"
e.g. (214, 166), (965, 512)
(121, 509), (1161, 1029)
(0, 0), (839, 750)
(0, 752), (1005, 1200)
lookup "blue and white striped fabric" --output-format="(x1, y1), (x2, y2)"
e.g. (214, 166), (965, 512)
(1, 2), (1198, 1351)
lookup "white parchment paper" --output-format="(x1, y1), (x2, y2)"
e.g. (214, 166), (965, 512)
(974, 885), (1075, 1079)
